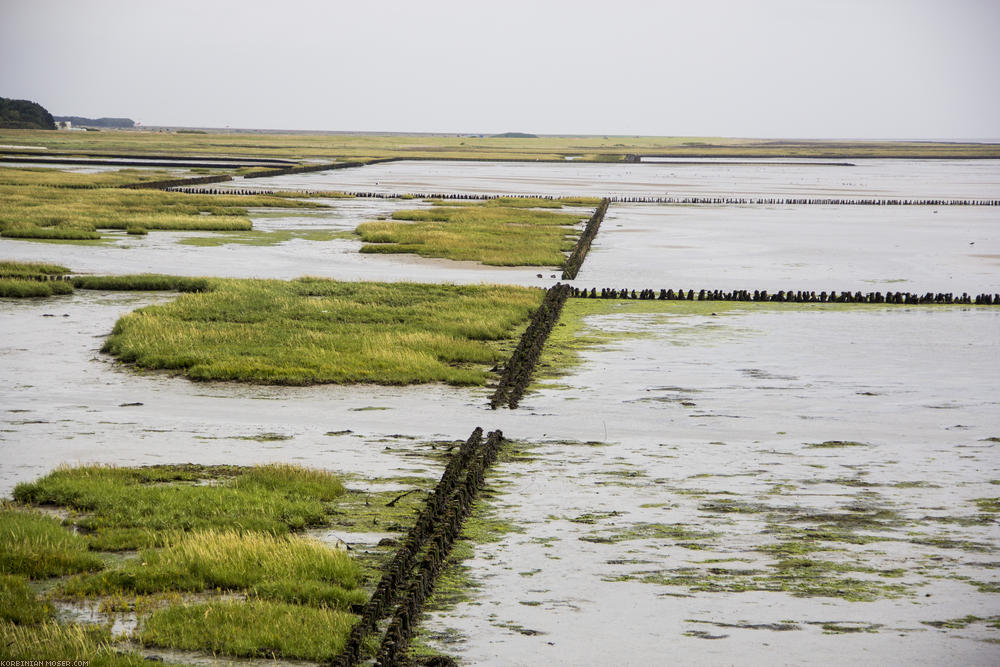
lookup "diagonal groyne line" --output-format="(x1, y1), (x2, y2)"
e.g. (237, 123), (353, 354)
(490, 283), (573, 410)
(333, 427), (506, 667)
(373, 429), (505, 666)
(562, 198), (610, 280)
(241, 157), (400, 179)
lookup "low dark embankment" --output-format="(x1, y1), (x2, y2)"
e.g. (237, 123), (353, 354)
(572, 286), (1000, 305)
(334, 427), (504, 666)
(118, 174), (233, 190)
(562, 198), (609, 279)
(242, 157), (399, 179)
(491, 283), (573, 409)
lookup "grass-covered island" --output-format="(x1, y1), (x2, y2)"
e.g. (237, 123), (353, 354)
(0, 167), (322, 241)
(357, 198), (599, 266)
(0, 463), (430, 662)
(102, 277), (543, 385)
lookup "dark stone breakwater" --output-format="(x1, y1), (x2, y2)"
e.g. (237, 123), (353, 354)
(569, 287), (1000, 305)
(490, 284), (573, 410)
(333, 427), (505, 667)
(562, 198), (610, 280)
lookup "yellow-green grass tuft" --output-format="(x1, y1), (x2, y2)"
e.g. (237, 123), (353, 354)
(137, 600), (358, 661)
(71, 274), (211, 292)
(0, 260), (71, 277)
(13, 463), (346, 550)
(0, 574), (54, 624)
(0, 620), (147, 664)
(0, 278), (74, 297)
(0, 506), (105, 578)
(62, 530), (366, 609)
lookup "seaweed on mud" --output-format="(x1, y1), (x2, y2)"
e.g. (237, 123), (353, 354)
(686, 618), (800, 632)
(579, 522), (718, 545)
(809, 621), (882, 634)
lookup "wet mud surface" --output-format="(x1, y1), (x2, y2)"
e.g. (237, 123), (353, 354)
(416, 304), (1000, 665)
(223, 158), (1000, 199)
(578, 204), (1000, 295)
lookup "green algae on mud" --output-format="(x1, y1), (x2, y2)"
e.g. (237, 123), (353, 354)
(137, 599), (358, 661)
(0, 620), (148, 664)
(101, 277), (543, 386)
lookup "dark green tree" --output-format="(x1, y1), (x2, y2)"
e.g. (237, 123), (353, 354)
(0, 97), (57, 129)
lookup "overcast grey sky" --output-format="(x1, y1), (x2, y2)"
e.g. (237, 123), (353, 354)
(2, 0), (998, 138)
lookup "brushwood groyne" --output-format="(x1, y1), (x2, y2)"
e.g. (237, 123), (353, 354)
(568, 287), (1000, 305)
(333, 427), (504, 666)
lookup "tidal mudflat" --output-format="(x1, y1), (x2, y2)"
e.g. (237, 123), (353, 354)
(220, 158), (1000, 199)
(417, 302), (1000, 665)
(2, 153), (998, 664)
(577, 203), (1000, 294)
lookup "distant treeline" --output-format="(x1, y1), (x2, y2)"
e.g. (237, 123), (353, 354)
(0, 97), (55, 130)
(53, 116), (135, 128)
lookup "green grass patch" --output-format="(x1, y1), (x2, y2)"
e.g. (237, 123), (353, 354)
(62, 530), (366, 609)
(0, 260), (71, 277)
(1, 225), (101, 240)
(0, 278), (74, 298)
(71, 274), (211, 292)
(178, 228), (354, 246)
(0, 574), (54, 624)
(12, 463), (346, 550)
(0, 506), (105, 578)
(0, 620), (147, 664)
(5, 129), (995, 161)
(0, 172), (323, 240)
(137, 599), (358, 661)
(0, 166), (190, 188)
(357, 203), (587, 266)
(100, 277), (542, 385)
